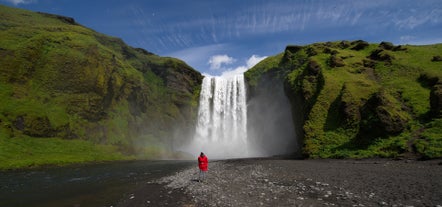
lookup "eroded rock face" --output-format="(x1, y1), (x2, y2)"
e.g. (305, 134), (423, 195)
(247, 72), (299, 157)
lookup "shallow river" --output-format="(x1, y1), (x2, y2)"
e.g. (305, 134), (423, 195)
(0, 160), (193, 207)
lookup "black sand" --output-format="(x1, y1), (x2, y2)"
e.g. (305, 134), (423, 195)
(117, 158), (442, 207)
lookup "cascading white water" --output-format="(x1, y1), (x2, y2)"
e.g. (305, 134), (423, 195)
(192, 74), (248, 158)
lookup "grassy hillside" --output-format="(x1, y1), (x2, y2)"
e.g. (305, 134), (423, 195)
(0, 5), (202, 169)
(246, 41), (442, 159)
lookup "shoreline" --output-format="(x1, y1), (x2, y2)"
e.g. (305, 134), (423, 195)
(118, 158), (442, 207)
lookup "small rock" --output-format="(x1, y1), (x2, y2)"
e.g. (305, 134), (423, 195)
(129, 195), (135, 200)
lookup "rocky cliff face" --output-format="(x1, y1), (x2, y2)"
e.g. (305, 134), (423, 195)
(0, 5), (202, 155)
(246, 41), (442, 159)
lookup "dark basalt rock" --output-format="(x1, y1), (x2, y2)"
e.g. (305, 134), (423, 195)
(379, 41), (407, 51)
(323, 47), (339, 55)
(37, 12), (77, 25)
(14, 115), (55, 137)
(285, 45), (303, 54)
(430, 83), (442, 118)
(307, 60), (321, 75)
(329, 54), (345, 67)
(339, 40), (351, 49)
(369, 49), (395, 62)
(350, 40), (369, 51)
(432, 55), (442, 62)
(360, 92), (408, 137)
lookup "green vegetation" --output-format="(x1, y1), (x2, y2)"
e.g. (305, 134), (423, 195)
(246, 41), (442, 159)
(0, 132), (131, 170)
(0, 5), (202, 169)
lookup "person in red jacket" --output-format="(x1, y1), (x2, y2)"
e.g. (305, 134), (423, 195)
(198, 152), (208, 182)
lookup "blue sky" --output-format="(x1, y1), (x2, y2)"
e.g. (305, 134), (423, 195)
(2, 0), (442, 76)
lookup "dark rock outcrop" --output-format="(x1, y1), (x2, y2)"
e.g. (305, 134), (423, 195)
(369, 49), (395, 62)
(360, 92), (409, 137)
(432, 55), (442, 62)
(430, 83), (442, 117)
(350, 40), (369, 51)
(328, 54), (345, 67)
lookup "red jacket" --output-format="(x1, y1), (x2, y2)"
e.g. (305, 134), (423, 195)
(198, 155), (208, 171)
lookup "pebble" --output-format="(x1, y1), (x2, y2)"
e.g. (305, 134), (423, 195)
(156, 161), (427, 207)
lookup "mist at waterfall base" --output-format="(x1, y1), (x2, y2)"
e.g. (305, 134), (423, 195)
(181, 74), (298, 159)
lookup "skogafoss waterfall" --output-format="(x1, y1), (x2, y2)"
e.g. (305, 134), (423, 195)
(183, 73), (298, 159)
(192, 75), (248, 158)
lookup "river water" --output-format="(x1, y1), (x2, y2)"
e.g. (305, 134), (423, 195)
(0, 160), (193, 207)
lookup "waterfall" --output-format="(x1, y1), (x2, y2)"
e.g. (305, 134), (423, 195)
(192, 74), (248, 158)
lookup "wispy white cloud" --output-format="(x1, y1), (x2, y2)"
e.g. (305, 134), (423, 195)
(95, 0), (441, 75)
(2, 0), (35, 5)
(221, 55), (267, 77)
(398, 36), (442, 45)
(393, 8), (441, 29)
(208, 55), (235, 70)
(166, 44), (230, 70)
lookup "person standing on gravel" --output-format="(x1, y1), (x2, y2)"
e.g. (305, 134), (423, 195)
(198, 152), (208, 182)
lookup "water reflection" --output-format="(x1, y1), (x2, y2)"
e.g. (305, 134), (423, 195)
(0, 160), (193, 207)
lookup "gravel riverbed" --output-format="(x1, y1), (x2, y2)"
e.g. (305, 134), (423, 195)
(117, 158), (442, 207)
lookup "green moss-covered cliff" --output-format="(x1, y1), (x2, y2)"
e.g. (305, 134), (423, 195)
(246, 40), (442, 159)
(0, 5), (202, 168)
